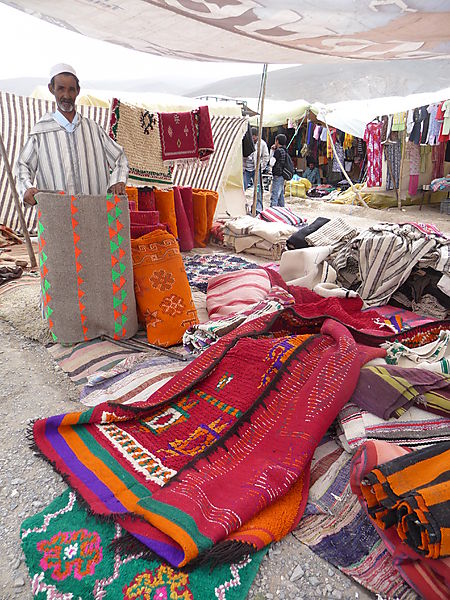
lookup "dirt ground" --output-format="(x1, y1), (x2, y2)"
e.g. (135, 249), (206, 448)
(1, 199), (438, 599)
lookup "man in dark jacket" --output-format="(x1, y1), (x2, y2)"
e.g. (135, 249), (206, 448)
(269, 134), (287, 207)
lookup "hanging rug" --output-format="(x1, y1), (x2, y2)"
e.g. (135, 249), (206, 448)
(109, 98), (172, 185)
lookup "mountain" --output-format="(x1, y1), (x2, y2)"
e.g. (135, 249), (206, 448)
(190, 60), (450, 103)
(0, 76), (196, 97)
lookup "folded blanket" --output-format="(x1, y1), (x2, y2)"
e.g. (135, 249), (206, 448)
(351, 364), (450, 419)
(286, 217), (330, 250)
(32, 315), (384, 568)
(131, 229), (198, 346)
(36, 192), (138, 344)
(305, 217), (358, 250)
(351, 440), (450, 599)
(338, 402), (450, 450)
(206, 268), (272, 318)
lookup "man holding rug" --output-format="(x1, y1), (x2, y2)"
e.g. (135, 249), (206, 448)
(16, 63), (129, 206)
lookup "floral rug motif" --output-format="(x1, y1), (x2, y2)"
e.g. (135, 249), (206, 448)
(182, 253), (259, 293)
(21, 489), (267, 599)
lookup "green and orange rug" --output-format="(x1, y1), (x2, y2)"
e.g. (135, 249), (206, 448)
(21, 489), (267, 599)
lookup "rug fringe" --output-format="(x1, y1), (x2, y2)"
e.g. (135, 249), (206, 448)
(109, 531), (162, 562)
(187, 540), (257, 570)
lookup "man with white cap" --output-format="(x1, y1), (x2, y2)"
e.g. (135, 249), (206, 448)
(16, 63), (128, 205)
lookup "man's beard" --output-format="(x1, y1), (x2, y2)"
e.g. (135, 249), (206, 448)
(57, 98), (75, 113)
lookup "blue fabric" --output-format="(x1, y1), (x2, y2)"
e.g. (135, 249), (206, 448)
(270, 175), (285, 207)
(243, 169), (254, 190)
(52, 110), (79, 133)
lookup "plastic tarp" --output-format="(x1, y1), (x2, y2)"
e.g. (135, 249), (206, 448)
(313, 87), (450, 138)
(2, 1), (449, 63)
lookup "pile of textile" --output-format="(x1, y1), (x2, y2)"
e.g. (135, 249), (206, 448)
(127, 185), (219, 251)
(17, 235), (450, 599)
(219, 215), (297, 259)
(282, 217), (450, 315)
(212, 207), (306, 260)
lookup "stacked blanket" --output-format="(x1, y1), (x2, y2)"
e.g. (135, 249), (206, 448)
(221, 215), (298, 259)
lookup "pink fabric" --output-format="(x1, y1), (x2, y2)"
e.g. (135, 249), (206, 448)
(206, 268), (272, 318)
(173, 187), (194, 252)
(130, 223), (168, 239)
(138, 188), (156, 211)
(179, 186), (195, 237)
(408, 174), (419, 196)
(130, 211), (160, 226)
(128, 201), (136, 211)
(363, 121), (383, 187)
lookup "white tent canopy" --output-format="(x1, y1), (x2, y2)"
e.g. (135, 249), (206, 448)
(2, 0), (449, 63)
(313, 87), (450, 138)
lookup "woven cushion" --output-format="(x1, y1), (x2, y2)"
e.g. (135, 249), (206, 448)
(259, 206), (303, 227)
(206, 268), (271, 318)
(131, 229), (198, 346)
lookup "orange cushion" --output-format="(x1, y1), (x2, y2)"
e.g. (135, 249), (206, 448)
(154, 188), (178, 239)
(205, 190), (219, 245)
(126, 186), (138, 208)
(192, 189), (208, 248)
(131, 229), (198, 347)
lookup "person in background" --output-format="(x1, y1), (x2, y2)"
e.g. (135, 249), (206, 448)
(303, 158), (321, 185)
(16, 63), (128, 206)
(250, 127), (269, 213)
(269, 133), (287, 207)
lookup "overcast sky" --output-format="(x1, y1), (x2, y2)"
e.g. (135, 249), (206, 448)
(0, 3), (294, 88)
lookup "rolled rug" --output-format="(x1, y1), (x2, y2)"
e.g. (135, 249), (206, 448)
(173, 187), (194, 252)
(154, 188), (178, 238)
(192, 189), (208, 248)
(179, 186), (194, 238)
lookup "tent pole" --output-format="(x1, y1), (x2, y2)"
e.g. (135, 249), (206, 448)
(252, 63), (268, 217)
(324, 119), (369, 209)
(0, 132), (37, 269)
(397, 123), (407, 210)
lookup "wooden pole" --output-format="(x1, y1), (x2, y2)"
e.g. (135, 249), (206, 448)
(252, 63), (268, 217)
(0, 131), (37, 268)
(397, 123), (407, 210)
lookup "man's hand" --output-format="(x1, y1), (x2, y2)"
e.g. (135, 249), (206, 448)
(109, 182), (126, 196)
(23, 187), (39, 206)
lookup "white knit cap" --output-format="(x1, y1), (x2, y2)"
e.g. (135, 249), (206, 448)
(49, 63), (77, 79)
